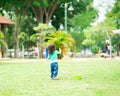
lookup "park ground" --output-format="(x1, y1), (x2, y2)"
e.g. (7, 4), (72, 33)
(0, 57), (120, 96)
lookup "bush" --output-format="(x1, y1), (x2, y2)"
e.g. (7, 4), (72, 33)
(91, 45), (99, 53)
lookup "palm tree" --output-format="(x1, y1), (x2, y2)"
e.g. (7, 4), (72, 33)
(44, 30), (76, 58)
(0, 31), (8, 57)
(19, 32), (29, 58)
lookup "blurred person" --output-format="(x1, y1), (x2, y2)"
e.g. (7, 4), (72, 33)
(47, 44), (61, 80)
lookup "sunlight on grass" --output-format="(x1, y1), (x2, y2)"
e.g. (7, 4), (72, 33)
(0, 58), (120, 96)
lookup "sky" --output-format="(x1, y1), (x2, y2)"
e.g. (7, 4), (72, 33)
(93, 0), (115, 23)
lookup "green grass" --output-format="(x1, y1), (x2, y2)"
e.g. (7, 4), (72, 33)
(0, 58), (120, 96)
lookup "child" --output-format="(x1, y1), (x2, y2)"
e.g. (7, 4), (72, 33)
(47, 44), (61, 80)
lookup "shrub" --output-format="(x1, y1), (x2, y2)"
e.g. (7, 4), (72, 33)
(91, 45), (99, 53)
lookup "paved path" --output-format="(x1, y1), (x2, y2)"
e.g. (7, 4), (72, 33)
(0, 57), (120, 63)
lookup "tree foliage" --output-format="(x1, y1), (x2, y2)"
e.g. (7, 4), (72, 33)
(68, 0), (97, 52)
(107, 0), (120, 29)
(69, 6), (97, 31)
(19, 32), (29, 49)
(82, 17), (116, 52)
(106, 0), (120, 55)
(32, 23), (55, 58)
(0, 0), (110, 57)
(44, 31), (76, 50)
(0, 31), (8, 53)
(44, 30), (76, 58)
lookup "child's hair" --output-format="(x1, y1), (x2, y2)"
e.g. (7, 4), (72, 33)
(48, 44), (56, 54)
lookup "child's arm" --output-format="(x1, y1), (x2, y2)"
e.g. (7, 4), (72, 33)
(47, 55), (49, 60)
(45, 47), (49, 59)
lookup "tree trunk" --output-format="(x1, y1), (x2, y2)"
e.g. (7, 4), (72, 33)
(30, 0), (61, 58)
(83, 46), (86, 55)
(14, 15), (22, 58)
(116, 46), (120, 56)
(39, 33), (44, 58)
(14, 30), (19, 58)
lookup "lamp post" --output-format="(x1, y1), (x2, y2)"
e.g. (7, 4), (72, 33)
(61, 2), (74, 32)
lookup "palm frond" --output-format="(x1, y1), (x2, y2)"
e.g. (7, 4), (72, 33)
(0, 39), (8, 53)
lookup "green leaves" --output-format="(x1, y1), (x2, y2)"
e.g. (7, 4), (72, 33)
(91, 45), (99, 53)
(33, 1), (41, 7)
(0, 39), (8, 53)
(33, 23), (54, 31)
(0, 31), (8, 53)
(19, 32), (29, 43)
(33, 0), (48, 7)
(30, 33), (40, 43)
(107, 0), (120, 29)
(31, 23), (55, 47)
(0, 31), (4, 39)
(82, 39), (93, 47)
(69, 10), (97, 30)
(44, 30), (76, 50)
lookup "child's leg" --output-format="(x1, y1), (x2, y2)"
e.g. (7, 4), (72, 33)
(50, 63), (54, 79)
(53, 62), (58, 78)
(50, 62), (58, 79)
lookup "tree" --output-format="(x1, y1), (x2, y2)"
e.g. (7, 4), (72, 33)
(107, 0), (120, 29)
(29, 0), (61, 23)
(112, 35), (120, 56)
(19, 32), (29, 58)
(32, 23), (55, 58)
(68, 0), (97, 51)
(81, 28), (95, 54)
(69, 31), (85, 51)
(69, 9), (97, 31)
(44, 30), (76, 57)
(0, 0), (29, 58)
(81, 17), (116, 54)
(0, 31), (8, 57)
(106, 0), (120, 55)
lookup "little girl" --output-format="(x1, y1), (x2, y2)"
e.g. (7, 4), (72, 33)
(47, 44), (61, 80)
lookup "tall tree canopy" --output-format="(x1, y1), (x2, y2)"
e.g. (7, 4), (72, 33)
(106, 0), (120, 55)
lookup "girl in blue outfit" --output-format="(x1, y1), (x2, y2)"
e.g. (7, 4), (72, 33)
(47, 44), (61, 80)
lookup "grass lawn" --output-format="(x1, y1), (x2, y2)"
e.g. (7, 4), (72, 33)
(0, 58), (120, 96)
